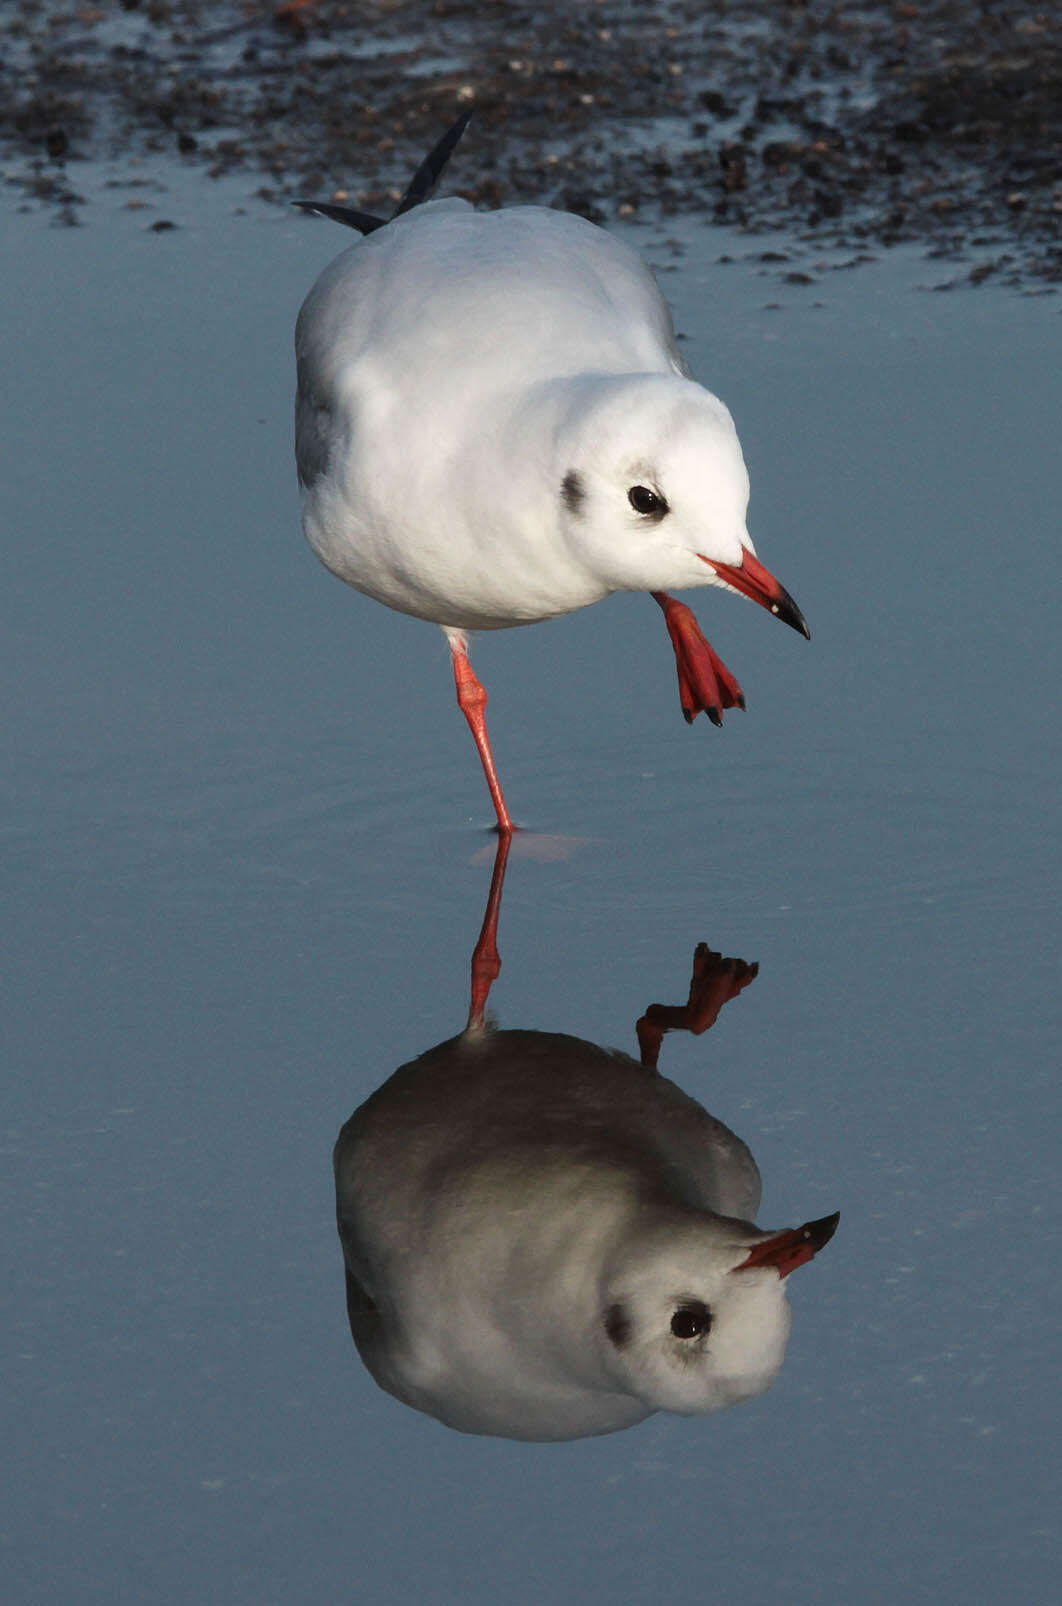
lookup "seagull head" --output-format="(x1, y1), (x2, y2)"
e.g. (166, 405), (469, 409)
(556, 373), (808, 636)
(597, 1209), (838, 1415)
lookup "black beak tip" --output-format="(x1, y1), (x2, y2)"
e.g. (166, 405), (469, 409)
(773, 589), (811, 641)
(808, 1210), (841, 1250)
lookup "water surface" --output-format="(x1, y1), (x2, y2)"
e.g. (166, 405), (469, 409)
(3, 183), (1058, 1602)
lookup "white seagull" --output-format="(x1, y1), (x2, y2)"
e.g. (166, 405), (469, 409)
(295, 116), (810, 832)
(333, 937), (838, 1441)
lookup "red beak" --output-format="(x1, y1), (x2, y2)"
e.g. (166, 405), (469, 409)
(736, 1212), (840, 1278)
(700, 548), (811, 640)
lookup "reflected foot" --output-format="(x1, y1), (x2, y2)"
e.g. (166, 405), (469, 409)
(652, 591), (745, 726)
(636, 942), (759, 1070)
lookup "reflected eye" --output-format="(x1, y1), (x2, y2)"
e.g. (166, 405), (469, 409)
(628, 484), (668, 517)
(670, 1305), (711, 1339)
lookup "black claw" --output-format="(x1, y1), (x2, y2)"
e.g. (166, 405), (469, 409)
(707, 706), (723, 728)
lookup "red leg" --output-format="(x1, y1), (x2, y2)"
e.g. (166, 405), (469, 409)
(468, 831), (513, 1031)
(652, 591), (745, 727)
(636, 943), (759, 1070)
(448, 634), (515, 836)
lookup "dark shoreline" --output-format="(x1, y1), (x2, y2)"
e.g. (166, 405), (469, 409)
(5, 0), (1060, 285)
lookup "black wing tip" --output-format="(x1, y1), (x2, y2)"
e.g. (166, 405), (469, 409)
(291, 200), (388, 234)
(293, 107), (474, 236)
(392, 106), (474, 218)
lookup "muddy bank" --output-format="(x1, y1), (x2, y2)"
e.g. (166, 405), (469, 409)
(4, 0), (1060, 284)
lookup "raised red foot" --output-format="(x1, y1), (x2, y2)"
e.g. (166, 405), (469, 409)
(652, 591), (745, 726)
(636, 942), (759, 1070)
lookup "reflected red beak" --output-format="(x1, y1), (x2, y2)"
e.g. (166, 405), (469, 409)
(736, 1212), (840, 1278)
(700, 548), (811, 640)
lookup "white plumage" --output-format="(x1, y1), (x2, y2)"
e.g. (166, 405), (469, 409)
(297, 201), (755, 627)
(295, 152), (809, 831)
(334, 1022), (837, 1441)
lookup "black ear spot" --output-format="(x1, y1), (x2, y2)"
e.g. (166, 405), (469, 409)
(628, 484), (668, 517)
(604, 1303), (632, 1348)
(561, 469), (585, 514)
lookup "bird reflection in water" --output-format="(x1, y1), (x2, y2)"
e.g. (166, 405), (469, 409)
(334, 837), (838, 1440)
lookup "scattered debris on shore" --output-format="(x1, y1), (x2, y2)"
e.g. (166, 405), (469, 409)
(4, 1), (1059, 284)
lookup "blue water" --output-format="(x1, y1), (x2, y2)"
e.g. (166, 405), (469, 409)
(3, 173), (1058, 1603)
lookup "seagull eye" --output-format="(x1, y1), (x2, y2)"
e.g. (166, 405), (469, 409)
(628, 484), (668, 517)
(670, 1305), (711, 1340)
